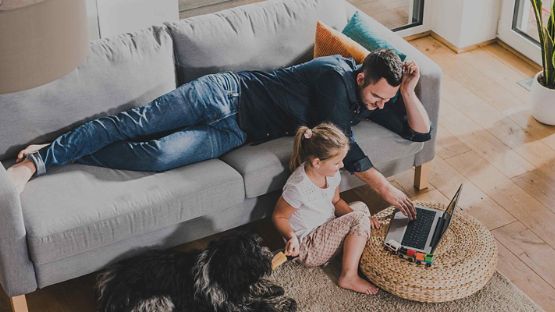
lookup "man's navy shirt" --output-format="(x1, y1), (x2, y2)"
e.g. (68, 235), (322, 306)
(236, 55), (431, 174)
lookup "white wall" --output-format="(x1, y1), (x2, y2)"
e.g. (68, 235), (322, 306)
(459, 0), (500, 47)
(431, 0), (464, 46)
(87, 0), (178, 39)
(430, 0), (501, 49)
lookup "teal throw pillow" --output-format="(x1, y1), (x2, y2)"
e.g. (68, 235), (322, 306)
(342, 11), (407, 61)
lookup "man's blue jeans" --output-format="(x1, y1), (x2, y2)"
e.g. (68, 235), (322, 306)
(31, 73), (246, 175)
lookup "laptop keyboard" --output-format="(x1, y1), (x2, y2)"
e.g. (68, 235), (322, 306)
(401, 208), (436, 250)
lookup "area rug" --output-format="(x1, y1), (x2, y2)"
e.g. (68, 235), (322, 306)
(269, 260), (541, 312)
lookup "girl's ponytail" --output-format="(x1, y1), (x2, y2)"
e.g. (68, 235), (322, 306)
(290, 126), (310, 171)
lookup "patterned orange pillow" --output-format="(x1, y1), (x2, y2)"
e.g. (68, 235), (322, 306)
(313, 20), (369, 63)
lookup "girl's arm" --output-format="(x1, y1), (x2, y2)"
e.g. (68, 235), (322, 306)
(272, 196), (300, 256)
(332, 187), (353, 216)
(272, 196), (297, 240)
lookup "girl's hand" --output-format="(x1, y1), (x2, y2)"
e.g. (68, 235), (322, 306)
(285, 236), (300, 257)
(370, 216), (381, 230)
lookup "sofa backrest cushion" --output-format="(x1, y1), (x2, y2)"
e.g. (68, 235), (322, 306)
(167, 0), (347, 84)
(0, 26), (176, 161)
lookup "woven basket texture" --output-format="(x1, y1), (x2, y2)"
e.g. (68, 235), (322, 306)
(360, 201), (497, 303)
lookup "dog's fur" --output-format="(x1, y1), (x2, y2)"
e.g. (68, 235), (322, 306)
(96, 233), (296, 312)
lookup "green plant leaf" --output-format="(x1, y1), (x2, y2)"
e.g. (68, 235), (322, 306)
(549, 1), (555, 40)
(545, 31), (555, 86)
(531, 0), (547, 73)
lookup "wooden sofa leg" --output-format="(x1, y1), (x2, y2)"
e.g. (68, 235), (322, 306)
(9, 295), (28, 312)
(414, 163), (430, 191)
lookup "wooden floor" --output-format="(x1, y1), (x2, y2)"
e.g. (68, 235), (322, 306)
(1, 37), (554, 312)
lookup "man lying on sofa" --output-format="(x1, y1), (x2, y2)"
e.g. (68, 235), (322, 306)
(7, 49), (430, 219)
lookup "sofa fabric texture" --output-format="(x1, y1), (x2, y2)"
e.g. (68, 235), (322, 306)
(22, 160), (244, 265)
(221, 121), (423, 199)
(167, 0), (347, 84)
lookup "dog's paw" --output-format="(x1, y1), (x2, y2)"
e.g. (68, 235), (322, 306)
(274, 297), (297, 312)
(266, 284), (285, 297)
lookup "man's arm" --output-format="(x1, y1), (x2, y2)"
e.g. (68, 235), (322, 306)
(354, 167), (416, 220)
(401, 60), (430, 134)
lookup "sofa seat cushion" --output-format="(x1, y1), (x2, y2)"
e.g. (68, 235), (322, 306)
(221, 121), (424, 198)
(167, 0), (347, 84)
(21, 159), (245, 265)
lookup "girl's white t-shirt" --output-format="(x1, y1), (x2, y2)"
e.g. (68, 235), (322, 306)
(282, 164), (341, 240)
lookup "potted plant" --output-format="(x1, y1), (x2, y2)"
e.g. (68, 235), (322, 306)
(530, 0), (555, 125)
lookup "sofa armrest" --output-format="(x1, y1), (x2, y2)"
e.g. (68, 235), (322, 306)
(0, 162), (37, 296)
(343, 2), (442, 166)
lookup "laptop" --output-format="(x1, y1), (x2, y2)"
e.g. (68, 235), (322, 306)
(384, 184), (463, 254)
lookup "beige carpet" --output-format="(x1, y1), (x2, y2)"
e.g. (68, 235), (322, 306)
(269, 260), (542, 312)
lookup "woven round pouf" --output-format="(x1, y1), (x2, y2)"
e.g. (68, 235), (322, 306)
(360, 201), (497, 303)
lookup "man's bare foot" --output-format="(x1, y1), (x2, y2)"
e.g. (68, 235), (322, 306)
(16, 144), (49, 163)
(6, 159), (36, 194)
(338, 273), (379, 295)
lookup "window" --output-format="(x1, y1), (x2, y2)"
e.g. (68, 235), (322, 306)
(512, 0), (552, 44)
(348, 0), (425, 31)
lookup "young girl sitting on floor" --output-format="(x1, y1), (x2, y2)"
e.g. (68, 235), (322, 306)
(272, 123), (381, 295)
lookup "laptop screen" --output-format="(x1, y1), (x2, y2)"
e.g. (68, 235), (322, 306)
(431, 184), (463, 252)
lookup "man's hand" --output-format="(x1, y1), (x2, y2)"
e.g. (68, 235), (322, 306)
(284, 235), (300, 257)
(381, 184), (416, 220)
(354, 168), (417, 220)
(400, 60), (420, 94)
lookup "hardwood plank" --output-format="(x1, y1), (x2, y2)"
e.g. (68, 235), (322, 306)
(512, 167), (555, 212)
(439, 101), (534, 178)
(435, 125), (472, 160)
(426, 157), (515, 230)
(445, 149), (555, 249)
(542, 133), (555, 151)
(513, 140), (555, 171)
(496, 240), (555, 311)
(482, 43), (540, 77)
(494, 221), (555, 289)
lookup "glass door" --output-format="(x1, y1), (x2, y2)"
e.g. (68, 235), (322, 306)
(498, 0), (552, 64)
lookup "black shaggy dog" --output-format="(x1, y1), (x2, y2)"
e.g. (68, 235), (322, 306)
(96, 233), (296, 312)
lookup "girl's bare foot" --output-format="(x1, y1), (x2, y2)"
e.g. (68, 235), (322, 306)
(16, 144), (49, 163)
(6, 159), (36, 194)
(338, 273), (379, 295)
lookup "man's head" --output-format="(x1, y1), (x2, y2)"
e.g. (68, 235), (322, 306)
(356, 49), (403, 110)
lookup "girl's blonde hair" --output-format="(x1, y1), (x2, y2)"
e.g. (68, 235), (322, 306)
(289, 122), (349, 171)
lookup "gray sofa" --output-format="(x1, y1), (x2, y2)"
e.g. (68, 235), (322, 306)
(0, 0), (441, 308)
